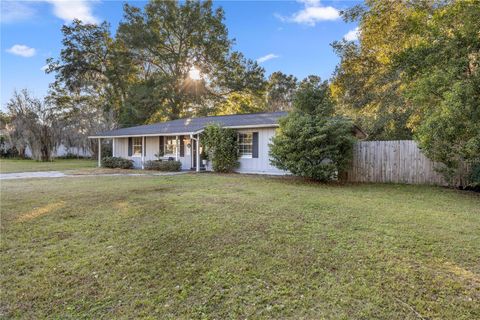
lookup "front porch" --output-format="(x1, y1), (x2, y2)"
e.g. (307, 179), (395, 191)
(96, 133), (206, 172)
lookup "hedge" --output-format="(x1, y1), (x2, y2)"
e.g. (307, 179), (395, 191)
(144, 160), (182, 171)
(101, 156), (133, 169)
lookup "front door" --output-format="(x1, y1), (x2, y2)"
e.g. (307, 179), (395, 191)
(131, 156), (142, 169)
(191, 139), (197, 170)
(191, 139), (204, 170)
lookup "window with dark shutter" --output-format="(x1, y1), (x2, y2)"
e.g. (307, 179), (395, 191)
(132, 137), (142, 156)
(252, 132), (259, 158)
(238, 133), (253, 157)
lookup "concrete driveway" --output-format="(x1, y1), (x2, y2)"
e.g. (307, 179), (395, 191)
(0, 171), (188, 180)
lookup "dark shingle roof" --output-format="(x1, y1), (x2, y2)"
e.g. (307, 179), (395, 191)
(90, 112), (287, 137)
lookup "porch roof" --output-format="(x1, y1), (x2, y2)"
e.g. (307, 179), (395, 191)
(89, 112), (287, 138)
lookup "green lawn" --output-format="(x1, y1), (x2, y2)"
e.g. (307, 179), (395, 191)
(0, 158), (97, 173)
(1, 174), (479, 319)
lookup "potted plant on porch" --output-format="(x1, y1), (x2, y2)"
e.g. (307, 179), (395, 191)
(200, 150), (208, 167)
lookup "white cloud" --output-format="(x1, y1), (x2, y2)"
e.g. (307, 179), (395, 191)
(1, 1), (99, 25)
(46, 0), (99, 24)
(277, 0), (340, 26)
(299, 0), (321, 6)
(257, 54), (279, 63)
(0, 2), (36, 23)
(6, 45), (36, 57)
(344, 27), (360, 41)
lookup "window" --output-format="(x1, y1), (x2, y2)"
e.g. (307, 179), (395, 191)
(238, 132), (253, 158)
(132, 137), (142, 156)
(165, 136), (177, 155)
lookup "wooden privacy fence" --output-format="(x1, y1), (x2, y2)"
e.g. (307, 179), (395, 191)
(345, 140), (446, 185)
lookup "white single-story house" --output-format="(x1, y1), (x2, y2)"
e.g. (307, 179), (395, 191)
(89, 111), (366, 174)
(90, 112), (289, 174)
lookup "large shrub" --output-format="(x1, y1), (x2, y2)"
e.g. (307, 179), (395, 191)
(144, 160), (181, 171)
(201, 124), (239, 173)
(468, 163), (480, 191)
(102, 156), (133, 169)
(269, 76), (356, 181)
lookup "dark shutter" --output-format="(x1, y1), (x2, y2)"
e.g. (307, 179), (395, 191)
(179, 135), (185, 157)
(252, 132), (259, 158)
(143, 137), (146, 156)
(159, 136), (164, 156)
(128, 137), (133, 156)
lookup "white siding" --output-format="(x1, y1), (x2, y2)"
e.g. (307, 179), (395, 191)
(236, 128), (286, 175)
(114, 138), (128, 157)
(145, 137), (159, 161)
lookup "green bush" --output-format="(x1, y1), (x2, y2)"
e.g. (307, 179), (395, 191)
(101, 156), (133, 169)
(201, 124), (239, 173)
(144, 160), (181, 171)
(468, 163), (480, 189)
(269, 76), (356, 182)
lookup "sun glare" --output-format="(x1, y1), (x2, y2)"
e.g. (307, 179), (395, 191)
(188, 67), (201, 81)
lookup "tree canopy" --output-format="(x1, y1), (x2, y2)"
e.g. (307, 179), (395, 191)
(265, 72), (298, 112)
(6, 90), (61, 161)
(332, 0), (480, 184)
(48, 0), (266, 126)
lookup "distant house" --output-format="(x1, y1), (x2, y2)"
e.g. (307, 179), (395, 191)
(25, 145), (92, 158)
(89, 112), (366, 174)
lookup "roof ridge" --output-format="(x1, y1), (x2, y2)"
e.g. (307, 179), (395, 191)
(173, 111), (287, 121)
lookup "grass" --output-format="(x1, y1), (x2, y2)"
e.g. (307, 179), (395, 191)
(1, 174), (479, 319)
(0, 158), (97, 173)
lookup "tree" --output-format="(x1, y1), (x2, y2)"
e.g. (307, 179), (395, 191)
(201, 124), (239, 172)
(0, 111), (24, 158)
(331, 0), (480, 186)
(47, 85), (116, 157)
(396, 0), (480, 185)
(215, 91), (265, 115)
(270, 76), (355, 181)
(331, 1), (430, 139)
(6, 90), (61, 161)
(48, 0), (266, 126)
(265, 72), (297, 111)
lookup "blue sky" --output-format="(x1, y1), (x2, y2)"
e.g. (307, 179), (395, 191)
(1, 0), (360, 109)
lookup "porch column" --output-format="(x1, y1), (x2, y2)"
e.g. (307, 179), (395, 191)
(141, 136), (145, 169)
(196, 134), (200, 172)
(175, 135), (179, 161)
(97, 138), (101, 167)
(112, 138), (115, 157)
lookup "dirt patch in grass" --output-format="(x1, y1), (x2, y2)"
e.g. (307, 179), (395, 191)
(16, 201), (66, 222)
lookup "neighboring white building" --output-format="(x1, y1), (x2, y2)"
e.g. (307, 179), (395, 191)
(24, 144), (92, 158)
(90, 112), (288, 174)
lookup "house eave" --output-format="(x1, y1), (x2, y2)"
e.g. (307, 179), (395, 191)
(88, 124), (279, 139)
(88, 131), (198, 139)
